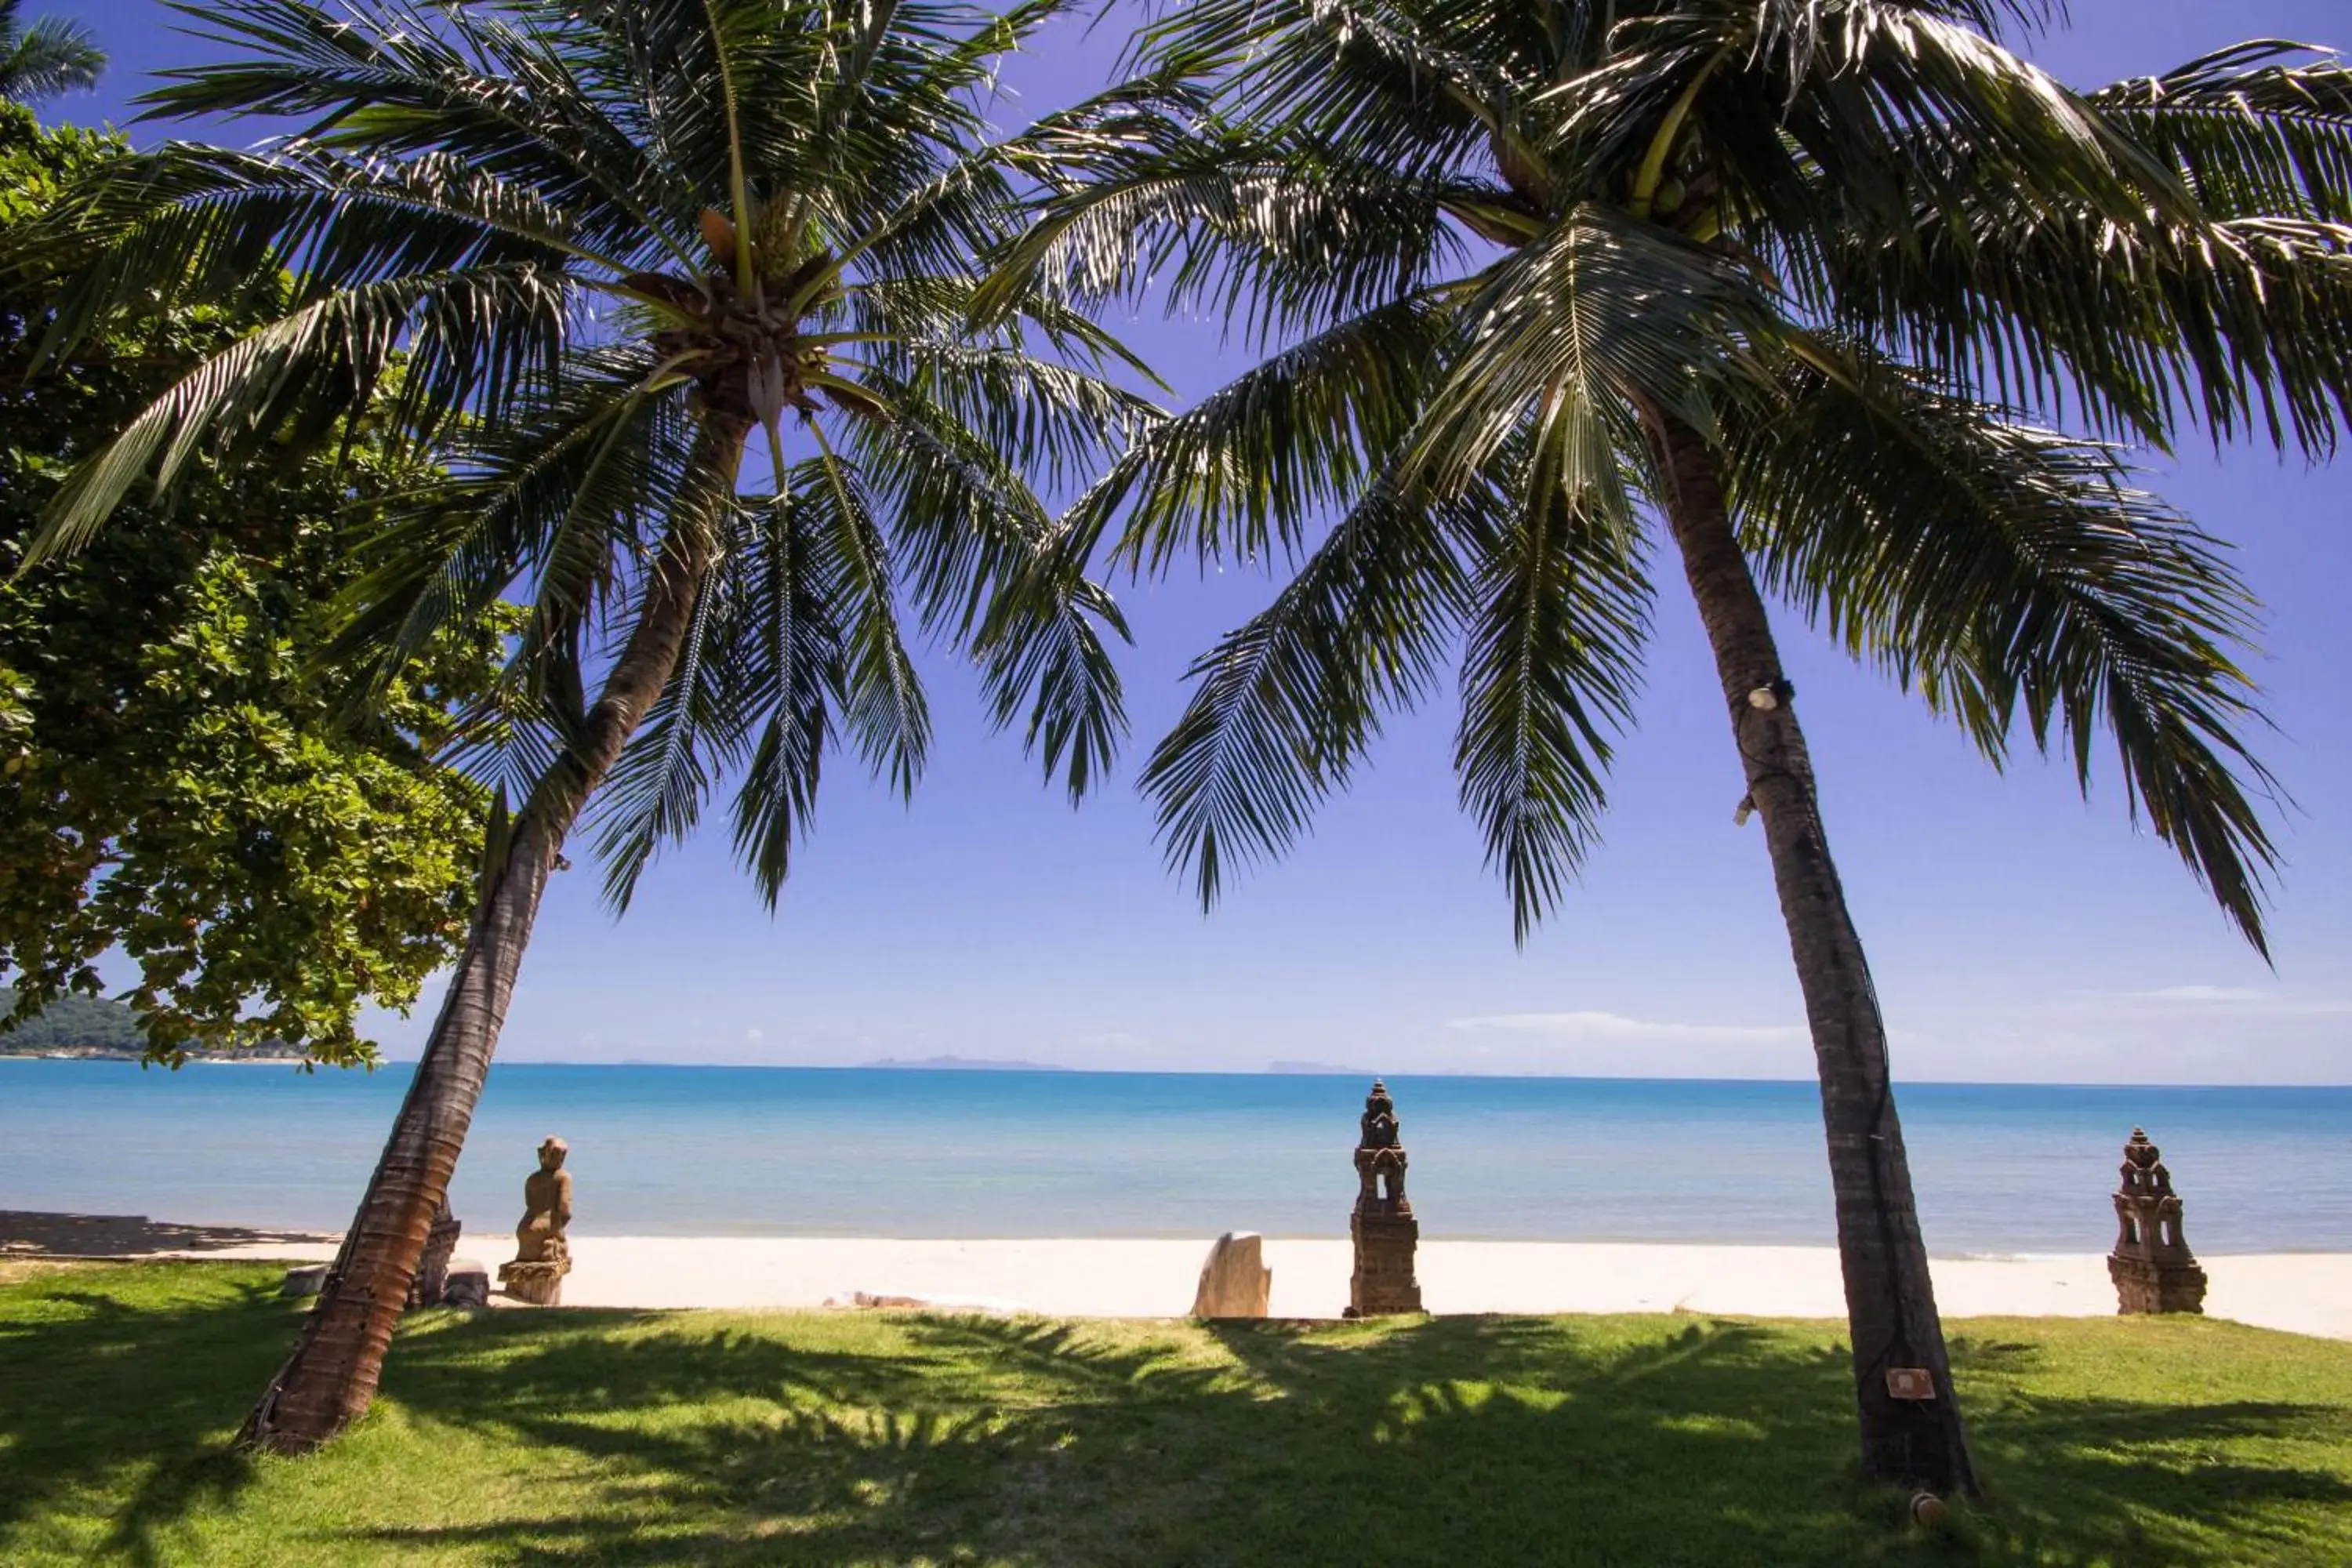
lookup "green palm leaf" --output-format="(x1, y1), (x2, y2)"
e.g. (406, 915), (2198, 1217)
(2095, 41), (2352, 223)
(1073, 290), (1456, 575)
(1451, 416), (1649, 943)
(0, 1), (103, 105)
(1731, 350), (2280, 948)
(1141, 471), (1478, 908)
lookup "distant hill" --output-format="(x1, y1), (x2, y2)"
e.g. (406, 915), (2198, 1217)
(0, 988), (147, 1056)
(1267, 1061), (1376, 1076)
(0, 988), (296, 1060)
(862, 1055), (1070, 1072)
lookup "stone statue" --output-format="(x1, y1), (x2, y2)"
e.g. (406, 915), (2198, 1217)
(499, 1136), (574, 1305)
(406, 1199), (463, 1308)
(2107, 1127), (2207, 1314)
(1344, 1080), (1422, 1317)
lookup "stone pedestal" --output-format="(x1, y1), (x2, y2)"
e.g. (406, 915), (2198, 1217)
(1347, 1210), (1421, 1317)
(2108, 1127), (2207, 1315)
(1343, 1079), (1423, 1318)
(1192, 1232), (1272, 1319)
(408, 1202), (463, 1308)
(499, 1258), (568, 1305)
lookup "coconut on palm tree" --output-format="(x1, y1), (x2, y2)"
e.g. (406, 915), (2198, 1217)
(990, 0), (2352, 1493)
(29, 0), (1146, 1453)
(0, 0), (103, 105)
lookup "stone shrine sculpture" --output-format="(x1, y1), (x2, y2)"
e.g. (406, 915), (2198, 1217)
(1191, 1231), (1272, 1319)
(2107, 1127), (2207, 1314)
(1344, 1080), (1422, 1317)
(406, 1200), (463, 1308)
(499, 1136), (573, 1305)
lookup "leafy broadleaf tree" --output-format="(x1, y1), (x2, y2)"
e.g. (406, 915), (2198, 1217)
(2, 103), (500, 1065)
(996, 0), (2352, 1493)
(30, 0), (1145, 1452)
(0, 0), (102, 106)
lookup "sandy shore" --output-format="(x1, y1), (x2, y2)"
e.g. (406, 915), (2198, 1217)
(132, 1231), (2352, 1341)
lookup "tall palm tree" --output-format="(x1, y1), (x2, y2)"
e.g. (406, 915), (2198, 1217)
(29, 0), (1145, 1453)
(990, 0), (2352, 1494)
(0, 0), (102, 105)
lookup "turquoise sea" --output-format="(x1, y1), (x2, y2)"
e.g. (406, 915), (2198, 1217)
(1, 1060), (2345, 1254)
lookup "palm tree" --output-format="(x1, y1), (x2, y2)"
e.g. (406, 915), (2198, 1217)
(29, 0), (1145, 1453)
(0, 0), (103, 104)
(991, 0), (2352, 1494)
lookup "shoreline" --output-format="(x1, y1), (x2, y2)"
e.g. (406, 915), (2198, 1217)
(39, 1229), (2343, 1341)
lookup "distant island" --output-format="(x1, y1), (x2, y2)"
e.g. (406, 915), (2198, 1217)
(0, 989), (150, 1058)
(0, 988), (289, 1062)
(1266, 1061), (1377, 1076)
(861, 1055), (1071, 1072)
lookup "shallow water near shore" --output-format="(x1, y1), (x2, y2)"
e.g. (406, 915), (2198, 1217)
(2, 1060), (2345, 1253)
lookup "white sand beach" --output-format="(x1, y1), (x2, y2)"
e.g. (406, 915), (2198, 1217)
(176, 1233), (2352, 1341)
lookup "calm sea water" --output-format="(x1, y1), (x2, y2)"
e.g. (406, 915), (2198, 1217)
(1, 1061), (2345, 1254)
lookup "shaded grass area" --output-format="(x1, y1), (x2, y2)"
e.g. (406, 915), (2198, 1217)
(2, 1264), (2348, 1565)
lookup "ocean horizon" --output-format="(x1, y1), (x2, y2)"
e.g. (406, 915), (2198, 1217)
(3, 1059), (2346, 1255)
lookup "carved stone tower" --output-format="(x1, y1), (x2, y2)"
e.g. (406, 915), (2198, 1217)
(2107, 1127), (2207, 1315)
(1345, 1079), (1423, 1317)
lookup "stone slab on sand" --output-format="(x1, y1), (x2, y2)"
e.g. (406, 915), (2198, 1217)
(170, 1234), (2352, 1340)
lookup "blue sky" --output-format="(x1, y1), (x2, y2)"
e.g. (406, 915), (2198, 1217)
(38, 0), (2352, 1083)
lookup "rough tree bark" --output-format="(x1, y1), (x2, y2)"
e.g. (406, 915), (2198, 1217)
(238, 430), (739, 1454)
(1643, 403), (1980, 1497)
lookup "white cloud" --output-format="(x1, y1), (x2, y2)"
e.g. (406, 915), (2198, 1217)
(2110, 985), (2269, 1004)
(2074, 986), (2352, 1018)
(1430, 1011), (1815, 1079)
(745, 1028), (765, 1043)
(1446, 1010), (1805, 1045)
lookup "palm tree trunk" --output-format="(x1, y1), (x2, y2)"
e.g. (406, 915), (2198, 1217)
(1642, 403), (1980, 1497)
(237, 440), (736, 1454)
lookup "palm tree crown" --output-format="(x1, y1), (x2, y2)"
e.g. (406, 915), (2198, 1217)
(0, 0), (103, 105)
(37, 0), (1145, 898)
(1000, 0), (2351, 950)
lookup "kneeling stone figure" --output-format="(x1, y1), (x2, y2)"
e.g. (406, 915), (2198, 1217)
(499, 1136), (573, 1305)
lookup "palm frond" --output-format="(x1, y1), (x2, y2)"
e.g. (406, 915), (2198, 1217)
(800, 437), (930, 799)
(1755, 31), (2352, 453)
(31, 265), (569, 563)
(985, 112), (1473, 345)
(1405, 206), (1764, 503)
(1452, 412), (1650, 943)
(590, 548), (739, 908)
(1731, 348), (2281, 950)
(1070, 289), (1456, 576)
(1136, 0), (1525, 180)
(147, 0), (685, 263)
(1794, 191), (2352, 453)
(726, 485), (844, 905)
(2094, 41), (2352, 223)
(0, 7), (104, 103)
(1141, 470), (1478, 909)
(860, 390), (1130, 802)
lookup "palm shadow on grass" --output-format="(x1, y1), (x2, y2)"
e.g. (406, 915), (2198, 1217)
(367, 1310), (2352, 1566)
(0, 1266), (279, 1566)
(4, 1267), (2350, 1566)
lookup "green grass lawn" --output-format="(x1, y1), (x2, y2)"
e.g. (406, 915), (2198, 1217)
(2, 1262), (2348, 1565)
